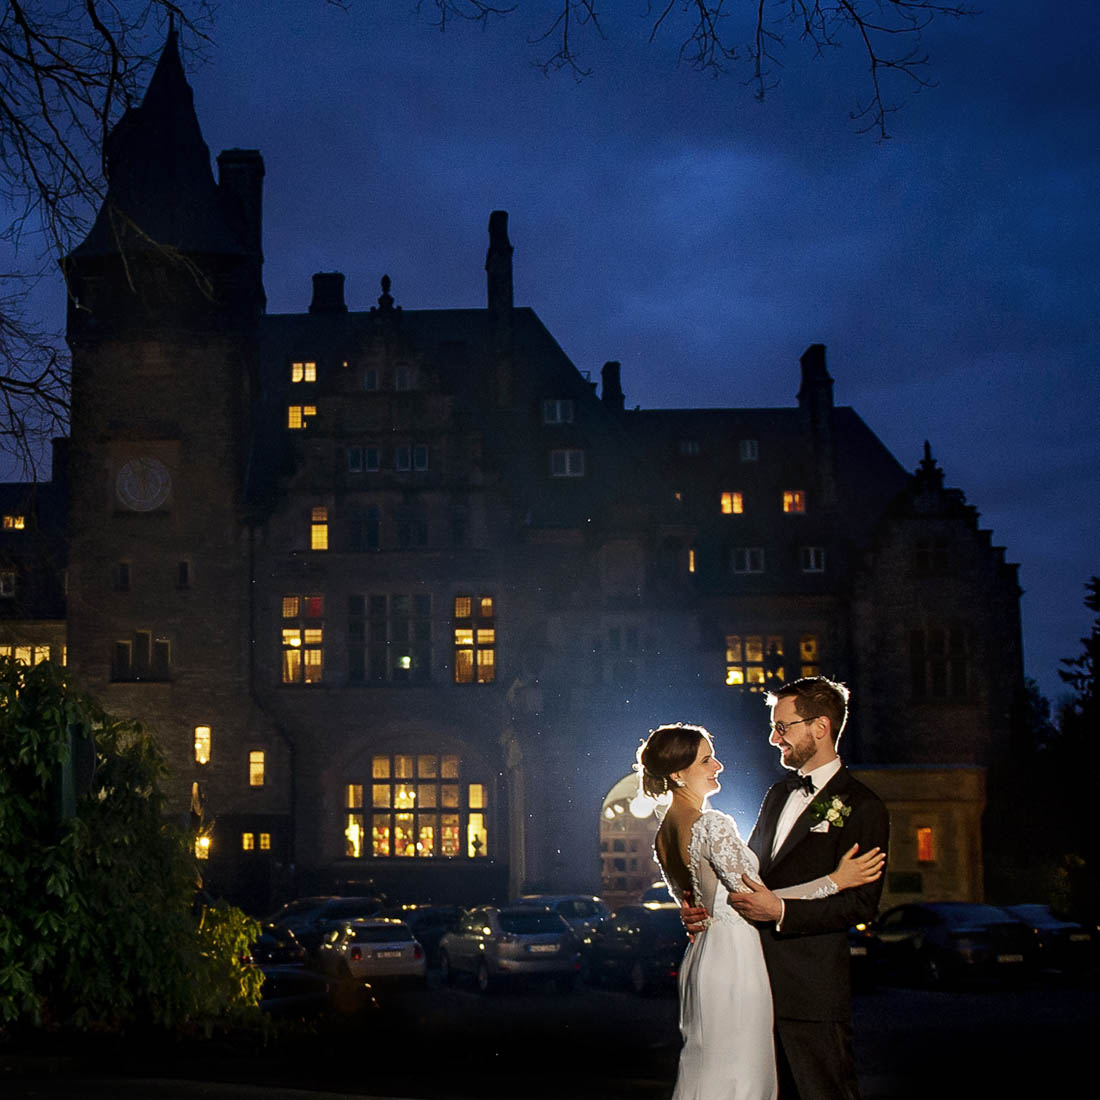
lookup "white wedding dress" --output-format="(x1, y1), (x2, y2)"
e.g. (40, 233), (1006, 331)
(658, 809), (837, 1100)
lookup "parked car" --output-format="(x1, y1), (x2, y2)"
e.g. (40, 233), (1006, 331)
(847, 921), (877, 989)
(267, 895), (386, 953)
(583, 902), (687, 995)
(641, 881), (673, 904)
(384, 903), (463, 967)
(871, 902), (1036, 987)
(511, 894), (611, 940)
(1000, 904), (1096, 973)
(439, 906), (581, 993)
(249, 922), (307, 965)
(257, 963), (332, 1018)
(316, 918), (427, 988)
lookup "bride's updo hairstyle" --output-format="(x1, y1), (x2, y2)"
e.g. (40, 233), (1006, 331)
(636, 723), (711, 797)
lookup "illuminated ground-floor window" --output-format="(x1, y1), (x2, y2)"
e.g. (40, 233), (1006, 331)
(0, 643), (52, 665)
(344, 753), (488, 859)
(241, 831), (272, 852)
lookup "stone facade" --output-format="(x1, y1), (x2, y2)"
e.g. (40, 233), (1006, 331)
(15, 35), (1026, 915)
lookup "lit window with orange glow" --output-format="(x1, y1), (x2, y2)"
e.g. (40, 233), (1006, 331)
(287, 405), (317, 429)
(800, 634), (820, 678)
(726, 634), (784, 691)
(2, 514), (25, 530)
(259, 833), (271, 850)
(291, 361), (317, 383)
(249, 750), (265, 787)
(194, 725), (211, 765)
(783, 490), (807, 514)
(688, 548), (696, 574)
(194, 835), (211, 860)
(917, 826), (935, 863)
(242, 832), (255, 851)
(720, 492), (744, 514)
(281, 595), (324, 683)
(310, 506), (329, 550)
(454, 595), (495, 683)
(359, 753), (480, 860)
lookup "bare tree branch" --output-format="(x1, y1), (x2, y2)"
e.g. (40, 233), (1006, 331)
(0, 1), (213, 477)
(419, 1), (974, 137)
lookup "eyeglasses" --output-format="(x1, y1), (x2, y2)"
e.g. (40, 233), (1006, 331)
(770, 716), (820, 736)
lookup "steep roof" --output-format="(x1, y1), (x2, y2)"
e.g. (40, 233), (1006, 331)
(70, 32), (246, 259)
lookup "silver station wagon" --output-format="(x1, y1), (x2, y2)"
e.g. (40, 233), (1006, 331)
(439, 905), (581, 993)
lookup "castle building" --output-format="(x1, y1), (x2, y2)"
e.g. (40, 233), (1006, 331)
(7, 35), (1025, 913)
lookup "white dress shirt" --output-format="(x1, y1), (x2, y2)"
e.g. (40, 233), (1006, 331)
(770, 756), (843, 858)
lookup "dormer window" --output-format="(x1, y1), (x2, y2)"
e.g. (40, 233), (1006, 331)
(739, 440), (759, 462)
(543, 398), (575, 424)
(679, 440), (700, 456)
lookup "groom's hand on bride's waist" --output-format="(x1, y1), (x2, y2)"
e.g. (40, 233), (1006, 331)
(727, 876), (784, 923)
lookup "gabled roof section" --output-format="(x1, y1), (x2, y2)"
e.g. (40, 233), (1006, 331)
(70, 31), (245, 259)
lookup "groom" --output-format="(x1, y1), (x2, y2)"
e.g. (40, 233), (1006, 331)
(686, 676), (889, 1100)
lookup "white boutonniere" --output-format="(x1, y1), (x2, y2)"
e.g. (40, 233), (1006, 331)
(809, 794), (852, 828)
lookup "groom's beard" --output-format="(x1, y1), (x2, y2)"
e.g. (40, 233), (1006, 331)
(779, 736), (815, 771)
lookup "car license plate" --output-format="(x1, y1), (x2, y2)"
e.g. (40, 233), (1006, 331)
(376, 950), (402, 959)
(997, 953), (1024, 964)
(528, 944), (557, 953)
(849, 946), (868, 957)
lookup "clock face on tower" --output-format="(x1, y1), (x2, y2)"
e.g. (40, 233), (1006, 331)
(115, 457), (172, 512)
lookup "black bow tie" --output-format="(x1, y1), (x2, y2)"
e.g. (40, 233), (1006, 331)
(786, 773), (815, 796)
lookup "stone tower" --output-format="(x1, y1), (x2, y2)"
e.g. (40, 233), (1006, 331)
(64, 33), (285, 889)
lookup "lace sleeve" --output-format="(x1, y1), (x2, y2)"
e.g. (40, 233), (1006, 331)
(697, 812), (758, 896)
(774, 876), (838, 901)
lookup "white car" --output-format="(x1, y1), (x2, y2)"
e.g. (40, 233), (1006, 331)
(316, 918), (427, 988)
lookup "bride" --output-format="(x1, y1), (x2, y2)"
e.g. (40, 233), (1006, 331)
(637, 723), (884, 1100)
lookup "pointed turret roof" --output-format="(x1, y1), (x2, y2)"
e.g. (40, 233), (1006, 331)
(70, 31), (245, 259)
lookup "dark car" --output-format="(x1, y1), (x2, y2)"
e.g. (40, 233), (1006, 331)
(1000, 904), (1096, 974)
(249, 922), (307, 965)
(584, 902), (688, 995)
(847, 921), (877, 989)
(871, 902), (1036, 987)
(257, 964), (332, 1018)
(511, 894), (611, 940)
(385, 904), (463, 967)
(267, 895), (386, 954)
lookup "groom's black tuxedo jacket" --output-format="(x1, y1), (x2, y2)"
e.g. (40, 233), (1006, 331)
(747, 765), (889, 1022)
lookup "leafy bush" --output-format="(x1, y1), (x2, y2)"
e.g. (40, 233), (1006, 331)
(0, 658), (262, 1031)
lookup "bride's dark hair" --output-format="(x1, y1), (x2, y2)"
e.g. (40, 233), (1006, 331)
(636, 723), (711, 797)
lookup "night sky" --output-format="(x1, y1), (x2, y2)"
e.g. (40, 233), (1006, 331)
(18, 1), (1100, 706)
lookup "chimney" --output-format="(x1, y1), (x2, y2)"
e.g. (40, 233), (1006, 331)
(217, 148), (265, 258)
(310, 272), (347, 314)
(486, 211), (514, 406)
(797, 344), (836, 508)
(601, 361), (625, 412)
(486, 210), (514, 314)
